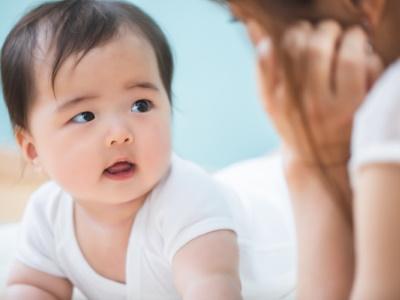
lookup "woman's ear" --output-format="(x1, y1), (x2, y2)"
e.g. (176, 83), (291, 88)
(229, 3), (269, 46)
(356, 0), (386, 28)
(229, 3), (247, 22)
(15, 128), (41, 171)
(245, 20), (269, 47)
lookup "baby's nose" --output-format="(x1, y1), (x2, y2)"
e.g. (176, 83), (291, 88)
(108, 135), (133, 146)
(106, 125), (133, 147)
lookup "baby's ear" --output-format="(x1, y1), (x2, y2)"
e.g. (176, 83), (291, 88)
(15, 128), (39, 168)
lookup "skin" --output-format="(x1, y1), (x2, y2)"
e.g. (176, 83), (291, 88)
(229, 0), (400, 298)
(352, 165), (400, 299)
(6, 29), (241, 300)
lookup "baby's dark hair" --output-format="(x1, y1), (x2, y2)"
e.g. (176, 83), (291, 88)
(1, 0), (174, 130)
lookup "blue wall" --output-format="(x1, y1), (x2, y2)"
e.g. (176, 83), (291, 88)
(0, 0), (279, 170)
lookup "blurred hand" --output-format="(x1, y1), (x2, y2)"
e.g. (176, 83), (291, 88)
(247, 20), (383, 167)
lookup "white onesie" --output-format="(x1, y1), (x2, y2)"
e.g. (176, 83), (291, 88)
(16, 154), (236, 299)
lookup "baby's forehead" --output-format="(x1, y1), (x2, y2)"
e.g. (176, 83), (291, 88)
(33, 26), (55, 63)
(32, 27), (159, 98)
(33, 24), (147, 69)
(32, 25), (147, 87)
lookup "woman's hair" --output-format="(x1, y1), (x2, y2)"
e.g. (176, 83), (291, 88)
(217, 0), (313, 24)
(215, 0), (361, 220)
(216, 0), (364, 39)
(1, 0), (174, 130)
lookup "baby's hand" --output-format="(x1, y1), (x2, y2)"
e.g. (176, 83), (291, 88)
(249, 20), (383, 167)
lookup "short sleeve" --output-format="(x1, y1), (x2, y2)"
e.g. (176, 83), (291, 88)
(16, 182), (66, 277)
(350, 59), (400, 174)
(154, 156), (237, 263)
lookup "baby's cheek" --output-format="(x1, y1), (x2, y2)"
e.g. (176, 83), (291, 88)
(151, 127), (171, 159)
(48, 146), (97, 191)
(151, 136), (171, 178)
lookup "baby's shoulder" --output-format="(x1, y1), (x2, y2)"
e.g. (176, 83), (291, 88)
(144, 156), (237, 262)
(29, 180), (66, 204)
(155, 155), (234, 205)
(24, 181), (70, 224)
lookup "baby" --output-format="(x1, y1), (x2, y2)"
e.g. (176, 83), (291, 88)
(1, 0), (241, 299)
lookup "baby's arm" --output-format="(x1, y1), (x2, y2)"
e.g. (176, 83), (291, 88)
(172, 230), (241, 300)
(351, 165), (400, 299)
(5, 261), (72, 300)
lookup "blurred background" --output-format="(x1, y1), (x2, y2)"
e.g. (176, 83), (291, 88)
(0, 0), (279, 171)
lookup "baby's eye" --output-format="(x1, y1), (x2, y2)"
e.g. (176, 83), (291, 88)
(131, 99), (153, 113)
(71, 111), (95, 123)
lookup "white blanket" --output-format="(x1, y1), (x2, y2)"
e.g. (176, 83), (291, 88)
(0, 223), (19, 290)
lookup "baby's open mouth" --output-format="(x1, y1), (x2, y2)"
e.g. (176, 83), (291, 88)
(104, 161), (135, 176)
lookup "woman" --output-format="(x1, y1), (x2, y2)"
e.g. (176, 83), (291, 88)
(213, 0), (400, 299)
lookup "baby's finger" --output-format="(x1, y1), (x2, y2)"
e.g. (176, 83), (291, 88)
(335, 27), (368, 105)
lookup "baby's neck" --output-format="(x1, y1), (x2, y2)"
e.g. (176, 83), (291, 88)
(73, 194), (148, 228)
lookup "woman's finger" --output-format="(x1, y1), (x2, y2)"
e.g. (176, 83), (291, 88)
(256, 36), (280, 114)
(366, 52), (384, 90)
(281, 21), (312, 95)
(335, 27), (369, 105)
(304, 20), (342, 99)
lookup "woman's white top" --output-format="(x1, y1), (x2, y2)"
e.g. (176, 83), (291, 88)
(351, 59), (400, 173)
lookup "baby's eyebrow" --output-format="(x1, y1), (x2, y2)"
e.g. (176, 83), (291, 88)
(124, 81), (159, 92)
(56, 81), (159, 112)
(56, 95), (98, 113)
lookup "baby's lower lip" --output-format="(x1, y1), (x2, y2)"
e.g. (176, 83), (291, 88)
(103, 164), (136, 181)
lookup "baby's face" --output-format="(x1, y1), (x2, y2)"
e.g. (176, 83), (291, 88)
(23, 31), (172, 205)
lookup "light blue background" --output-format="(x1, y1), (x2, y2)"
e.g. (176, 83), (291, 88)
(0, 0), (279, 170)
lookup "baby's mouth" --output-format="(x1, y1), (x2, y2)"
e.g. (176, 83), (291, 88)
(104, 161), (135, 175)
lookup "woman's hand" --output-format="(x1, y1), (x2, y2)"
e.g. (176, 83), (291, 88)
(248, 20), (383, 168)
(242, 19), (383, 299)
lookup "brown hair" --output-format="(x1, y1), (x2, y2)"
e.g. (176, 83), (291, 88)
(215, 0), (364, 220)
(1, 0), (174, 130)
(216, 0), (366, 40)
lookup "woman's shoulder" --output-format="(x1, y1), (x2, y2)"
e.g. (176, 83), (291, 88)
(351, 59), (400, 171)
(356, 58), (400, 127)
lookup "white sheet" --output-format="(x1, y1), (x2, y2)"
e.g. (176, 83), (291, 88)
(0, 223), (19, 290)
